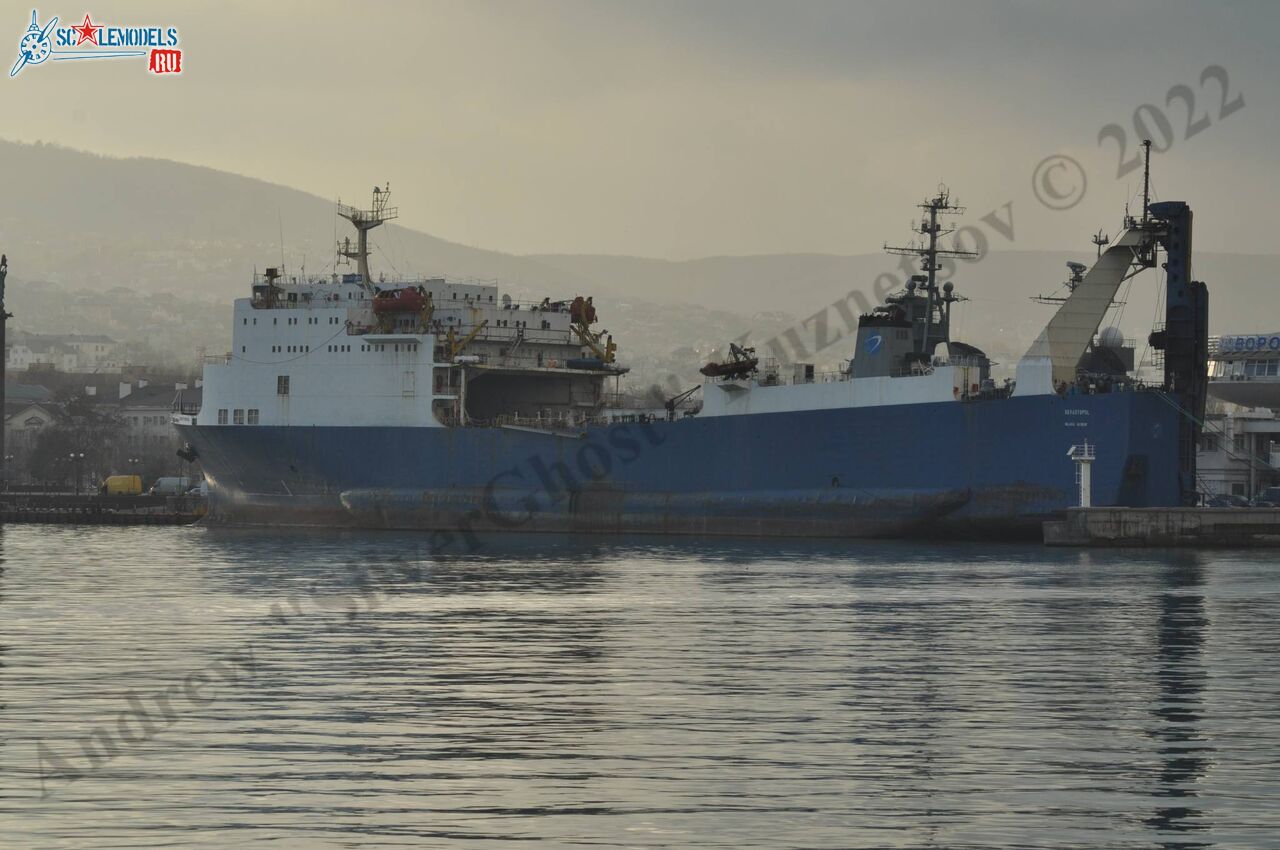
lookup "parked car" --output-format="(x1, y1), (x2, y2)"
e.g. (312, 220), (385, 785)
(148, 476), (192, 496)
(1250, 486), (1280, 508)
(100, 474), (143, 496)
(186, 481), (209, 498)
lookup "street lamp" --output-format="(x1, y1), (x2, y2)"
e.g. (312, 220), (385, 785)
(69, 451), (85, 495)
(2, 453), (12, 491)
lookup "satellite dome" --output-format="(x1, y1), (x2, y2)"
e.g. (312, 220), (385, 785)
(943, 281), (954, 293)
(1099, 326), (1126, 349)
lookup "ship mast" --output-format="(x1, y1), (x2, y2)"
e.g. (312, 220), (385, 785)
(884, 187), (977, 352)
(337, 184), (398, 288)
(0, 254), (8, 490)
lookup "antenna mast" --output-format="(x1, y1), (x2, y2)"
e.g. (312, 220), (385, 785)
(883, 186), (978, 352)
(1140, 139), (1152, 224)
(883, 186), (978, 291)
(1092, 229), (1109, 258)
(337, 183), (398, 288)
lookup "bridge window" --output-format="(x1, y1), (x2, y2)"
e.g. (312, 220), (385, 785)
(217, 409), (228, 425)
(233, 409), (245, 425)
(277, 375), (290, 396)
(247, 409), (259, 425)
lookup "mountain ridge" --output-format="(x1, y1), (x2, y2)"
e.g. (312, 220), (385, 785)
(3, 139), (1276, 386)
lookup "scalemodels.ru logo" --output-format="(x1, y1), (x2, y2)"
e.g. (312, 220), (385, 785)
(10, 9), (182, 78)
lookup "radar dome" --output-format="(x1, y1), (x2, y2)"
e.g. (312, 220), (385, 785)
(1099, 327), (1126, 349)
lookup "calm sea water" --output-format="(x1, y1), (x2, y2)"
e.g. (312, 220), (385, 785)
(1, 525), (1277, 849)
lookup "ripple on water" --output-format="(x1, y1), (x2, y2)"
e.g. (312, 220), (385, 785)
(0, 526), (1278, 848)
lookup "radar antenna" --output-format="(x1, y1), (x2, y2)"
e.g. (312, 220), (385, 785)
(337, 183), (398, 289)
(1031, 232), (1124, 306)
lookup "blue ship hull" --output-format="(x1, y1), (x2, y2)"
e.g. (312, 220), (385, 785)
(177, 390), (1183, 540)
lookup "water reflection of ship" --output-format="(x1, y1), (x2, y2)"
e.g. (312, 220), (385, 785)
(1144, 557), (1213, 842)
(192, 529), (618, 599)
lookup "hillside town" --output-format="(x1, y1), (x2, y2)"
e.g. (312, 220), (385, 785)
(4, 330), (201, 490)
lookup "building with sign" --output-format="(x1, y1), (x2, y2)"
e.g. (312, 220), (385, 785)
(1200, 333), (1280, 500)
(1209, 332), (1280, 409)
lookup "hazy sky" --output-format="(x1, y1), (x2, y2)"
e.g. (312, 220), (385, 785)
(5, 0), (1279, 259)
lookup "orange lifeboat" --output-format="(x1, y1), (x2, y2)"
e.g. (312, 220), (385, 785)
(372, 287), (426, 315)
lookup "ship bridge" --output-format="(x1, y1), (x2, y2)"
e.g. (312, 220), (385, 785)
(195, 185), (627, 433)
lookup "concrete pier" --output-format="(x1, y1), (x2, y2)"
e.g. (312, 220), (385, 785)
(0, 494), (202, 526)
(1044, 507), (1280, 547)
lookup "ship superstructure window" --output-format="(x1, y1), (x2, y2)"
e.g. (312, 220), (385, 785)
(217, 409), (228, 425)
(277, 376), (290, 395)
(233, 409), (245, 425)
(247, 409), (259, 425)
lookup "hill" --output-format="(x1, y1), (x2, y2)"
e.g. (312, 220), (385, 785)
(2, 139), (1275, 388)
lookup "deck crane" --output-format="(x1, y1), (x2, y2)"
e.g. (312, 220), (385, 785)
(447, 319), (489, 358)
(665, 385), (701, 421)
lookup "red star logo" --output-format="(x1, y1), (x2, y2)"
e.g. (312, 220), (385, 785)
(72, 14), (102, 46)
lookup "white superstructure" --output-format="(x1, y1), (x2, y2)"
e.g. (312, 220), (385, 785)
(189, 186), (625, 432)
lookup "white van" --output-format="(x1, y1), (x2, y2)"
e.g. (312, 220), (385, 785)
(148, 476), (192, 496)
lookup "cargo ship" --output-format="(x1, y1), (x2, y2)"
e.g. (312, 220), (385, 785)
(176, 169), (1208, 539)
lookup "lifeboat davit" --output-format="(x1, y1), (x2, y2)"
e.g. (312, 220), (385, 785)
(372, 287), (426, 315)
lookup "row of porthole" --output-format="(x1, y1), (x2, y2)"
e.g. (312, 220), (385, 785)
(242, 315), (345, 326)
(235, 342), (424, 356)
